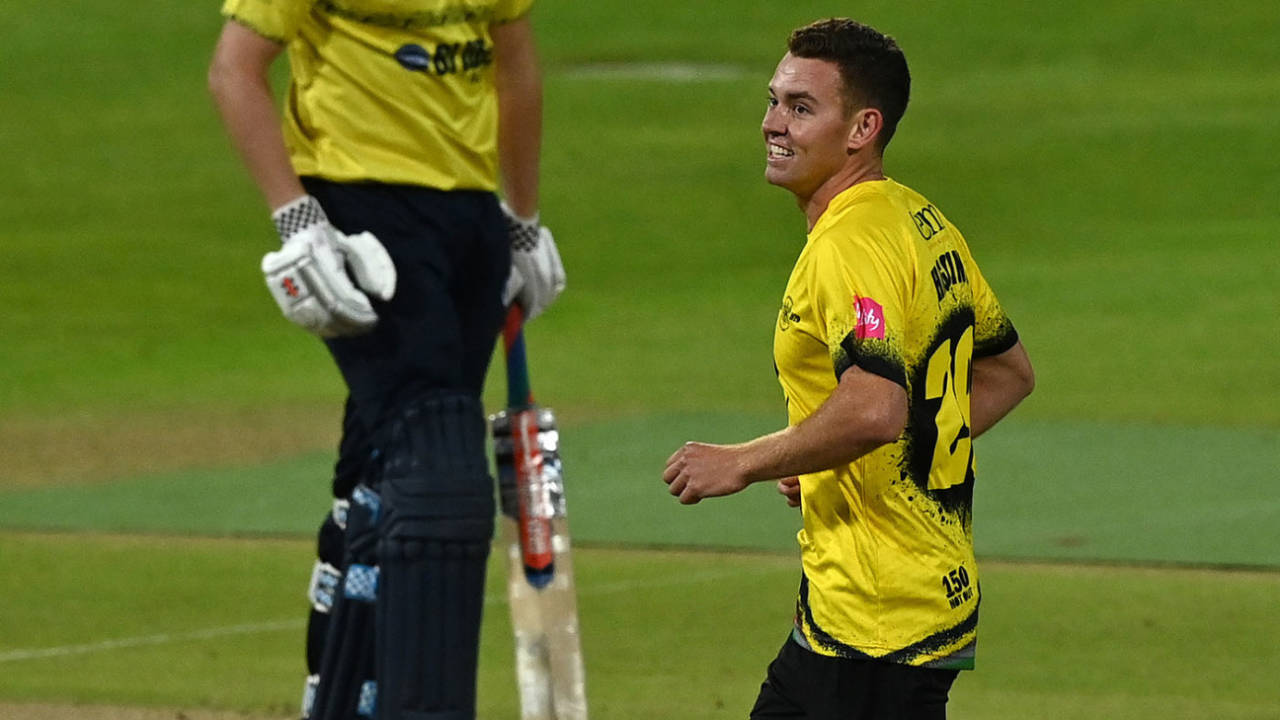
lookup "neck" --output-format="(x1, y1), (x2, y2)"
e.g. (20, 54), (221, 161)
(800, 160), (885, 231)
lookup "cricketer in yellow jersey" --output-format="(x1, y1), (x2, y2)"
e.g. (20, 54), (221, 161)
(208, 2), (564, 719)
(663, 18), (1034, 720)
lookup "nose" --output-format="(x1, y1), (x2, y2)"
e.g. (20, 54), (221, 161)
(762, 104), (784, 137)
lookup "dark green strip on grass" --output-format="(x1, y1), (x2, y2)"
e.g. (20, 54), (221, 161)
(1, 415), (1275, 567)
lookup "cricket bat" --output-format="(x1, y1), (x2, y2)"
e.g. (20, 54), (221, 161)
(490, 305), (588, 720)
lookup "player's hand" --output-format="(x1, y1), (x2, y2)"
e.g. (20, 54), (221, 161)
(261, 195), (396, 338)
(663, 442), (751, 505)
(777, 476), (801, 508)
(501, 202), (565, 322)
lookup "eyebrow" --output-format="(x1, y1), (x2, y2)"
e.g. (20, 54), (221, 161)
(769, 87), (821, 105)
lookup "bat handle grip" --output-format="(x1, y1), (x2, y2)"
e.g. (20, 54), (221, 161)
(503, 305), (534, 408)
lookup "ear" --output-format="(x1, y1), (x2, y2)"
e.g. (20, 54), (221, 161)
(846, 108), (883, 152)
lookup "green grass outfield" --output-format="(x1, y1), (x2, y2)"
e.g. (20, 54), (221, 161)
(2, 0), (1278, 717)
(2, 416), (1278, 566)
(3, 533), (1278, 720)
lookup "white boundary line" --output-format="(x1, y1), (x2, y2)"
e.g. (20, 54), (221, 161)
(0, 620), (302, 663)
(0, 565), (786, 664)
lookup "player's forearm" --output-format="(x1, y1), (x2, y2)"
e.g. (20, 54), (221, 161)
(970, 340), (1034, 438)
(737, 426), (880, 485)
(492, 15), (543, 219)
(209, 71), (304, 210)
(208, 26), (304, 211)
(739, 368), (907, 482)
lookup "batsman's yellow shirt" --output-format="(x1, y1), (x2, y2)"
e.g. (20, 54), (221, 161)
(221, 0), (533, 189)
(773, 179), (1018, 669)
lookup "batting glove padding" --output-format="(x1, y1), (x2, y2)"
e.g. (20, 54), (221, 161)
(333, 229), (397, 303)
(262, 195), (397, 338)
(501, 202), (566, 322)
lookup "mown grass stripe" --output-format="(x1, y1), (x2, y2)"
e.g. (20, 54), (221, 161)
(0, 564), (779, 664)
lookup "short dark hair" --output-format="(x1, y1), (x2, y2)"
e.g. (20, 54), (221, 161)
(787, 18), (910, 150)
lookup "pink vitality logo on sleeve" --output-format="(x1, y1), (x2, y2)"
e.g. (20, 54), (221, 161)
(854, 297), (886, 339)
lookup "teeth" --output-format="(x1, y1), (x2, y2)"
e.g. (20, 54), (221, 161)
(768, 144), (794, 158)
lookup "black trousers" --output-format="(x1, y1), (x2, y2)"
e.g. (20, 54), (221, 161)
(301, 178), (510, 497)
(750, 635), (960, 720)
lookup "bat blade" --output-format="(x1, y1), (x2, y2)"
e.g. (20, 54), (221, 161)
(492, 305), (588, 720)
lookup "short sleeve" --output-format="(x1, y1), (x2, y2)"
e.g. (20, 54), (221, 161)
(221, 0), (311, 43)
(964, 251), (1019, 358)
(807, 234), (910, 388)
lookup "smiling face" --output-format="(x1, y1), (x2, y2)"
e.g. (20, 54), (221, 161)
(762, 54), (859, 198)
(762, 53), (885, 222)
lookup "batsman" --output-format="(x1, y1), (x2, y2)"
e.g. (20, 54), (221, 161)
(208, 1), (565, 718)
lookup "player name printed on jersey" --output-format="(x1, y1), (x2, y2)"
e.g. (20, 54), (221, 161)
(930, 250), (968, 302)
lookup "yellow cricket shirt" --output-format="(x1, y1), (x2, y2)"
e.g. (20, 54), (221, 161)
(773, 179), (1018, 669)
(221, 0), (534, 189)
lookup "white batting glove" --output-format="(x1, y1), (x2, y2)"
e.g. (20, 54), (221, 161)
(261, 195), (397, 338)
(501, 202), (565, 322)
